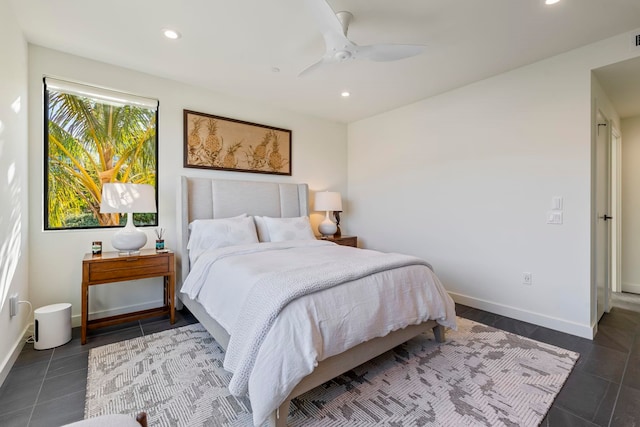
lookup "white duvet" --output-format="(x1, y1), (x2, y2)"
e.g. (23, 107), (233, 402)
(181, 240), (456, 426)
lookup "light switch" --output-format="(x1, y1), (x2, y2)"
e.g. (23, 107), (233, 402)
(546, 211), (563, 224)
(552, 196), (563, 210)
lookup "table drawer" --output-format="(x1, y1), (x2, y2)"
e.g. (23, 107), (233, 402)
(334, 236), (357, 247)
(88, 256), (169, 282)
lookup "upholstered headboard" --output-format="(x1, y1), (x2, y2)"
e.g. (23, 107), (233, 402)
(178, 176), (309, 284)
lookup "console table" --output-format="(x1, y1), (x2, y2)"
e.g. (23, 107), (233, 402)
(81, 249), (175, 344)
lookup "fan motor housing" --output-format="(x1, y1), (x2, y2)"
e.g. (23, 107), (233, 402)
(334, 50), (352, 61)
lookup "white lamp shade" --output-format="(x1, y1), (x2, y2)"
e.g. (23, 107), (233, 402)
(100, 183), (157, 214)
(314, 191), (342, 212)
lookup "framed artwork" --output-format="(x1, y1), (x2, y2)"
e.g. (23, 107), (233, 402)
(183, 109), (291, 175)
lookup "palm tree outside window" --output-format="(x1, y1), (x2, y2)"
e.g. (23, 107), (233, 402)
(44, 78), (158, 230)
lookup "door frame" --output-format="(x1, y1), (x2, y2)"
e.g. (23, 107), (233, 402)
(592, 106), (613, 329)
(611, 126), (622, 295)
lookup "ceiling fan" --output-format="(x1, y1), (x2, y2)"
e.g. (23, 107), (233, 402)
(299, 0), (426, 77)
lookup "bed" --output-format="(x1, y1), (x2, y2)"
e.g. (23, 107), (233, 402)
(177, 176), (456, 427)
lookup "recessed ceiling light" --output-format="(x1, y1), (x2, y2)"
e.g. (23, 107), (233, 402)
(341, 91), (350, 98)
(162, 29), (181, 40)
(545, 0), (560, 5)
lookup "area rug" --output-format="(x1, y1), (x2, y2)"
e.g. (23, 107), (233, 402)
(85, 318), (578, 426)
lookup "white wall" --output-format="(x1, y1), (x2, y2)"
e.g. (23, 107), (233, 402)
(348, 31), (640, 338)
(0, 0), (30, 385)
(621, 115), (640, 293)
(28, 45), (348, 326)
(591, 77), (621, 131)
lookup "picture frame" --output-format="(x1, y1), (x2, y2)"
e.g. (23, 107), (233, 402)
(183, 109), (292, 175)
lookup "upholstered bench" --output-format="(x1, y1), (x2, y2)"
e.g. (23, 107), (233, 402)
(63, 412), (147, 427)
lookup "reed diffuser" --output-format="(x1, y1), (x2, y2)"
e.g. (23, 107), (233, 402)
(155, 228), (165, 251)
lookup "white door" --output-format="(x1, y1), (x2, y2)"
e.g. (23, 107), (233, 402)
(595, 111), (611, 321)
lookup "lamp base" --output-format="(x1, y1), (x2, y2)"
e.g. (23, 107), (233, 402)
(111, 213), (147, 253)
(111, 229), (147, 253)
(318, 218), (337, 237)
(117, 249), (142, 256)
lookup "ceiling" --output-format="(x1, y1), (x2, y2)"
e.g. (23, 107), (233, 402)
(594, 56), (640, 119)
(9, 0), (640, 123)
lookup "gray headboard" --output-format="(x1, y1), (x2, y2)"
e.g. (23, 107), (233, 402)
(178, 176), (309, 284)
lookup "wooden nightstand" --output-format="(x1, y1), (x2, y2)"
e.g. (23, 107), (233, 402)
(81, 249), (175, 344)
(320, 235), (357, 247)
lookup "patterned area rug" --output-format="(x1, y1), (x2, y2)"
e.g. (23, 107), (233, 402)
(85, 318), (578, 426)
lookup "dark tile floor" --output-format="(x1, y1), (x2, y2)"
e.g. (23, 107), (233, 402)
(0, 310), (199, 427)
(456, 303), (640, 427)
(1, 304), (639, 426)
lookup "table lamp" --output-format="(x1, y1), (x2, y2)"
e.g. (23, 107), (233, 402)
(314, 191), (342, 237)
(100, 183), (157, 254)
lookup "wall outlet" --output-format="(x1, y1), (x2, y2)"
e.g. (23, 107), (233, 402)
(9, 294), (19, 317)
(522, 272), (532, 286)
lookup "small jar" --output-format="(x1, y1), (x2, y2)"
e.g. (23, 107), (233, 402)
(92, 241), (102, 255)
(155, 239), (165, 250)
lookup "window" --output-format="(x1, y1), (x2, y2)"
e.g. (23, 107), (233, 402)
(44, 78), (158, 230)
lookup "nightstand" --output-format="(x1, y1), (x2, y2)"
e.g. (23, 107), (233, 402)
(81, 249), (175, 344)
(320, 235), (357, 247)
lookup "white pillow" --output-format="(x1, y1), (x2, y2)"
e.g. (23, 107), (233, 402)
(187, 215), (257, 264)
(262, 216), (316, 242)
(253, 216), (271, 242)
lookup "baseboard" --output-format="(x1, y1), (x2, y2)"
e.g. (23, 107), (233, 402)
(449, 292), (594, 339)
(71, 299), (165, 328)
(0, 323), (31, 388)
(621, 282), (640, 295)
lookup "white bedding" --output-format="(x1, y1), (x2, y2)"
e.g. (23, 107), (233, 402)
(181, 240), (456, 426)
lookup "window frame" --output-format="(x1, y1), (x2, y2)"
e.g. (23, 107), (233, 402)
(43, 77), (159, 231)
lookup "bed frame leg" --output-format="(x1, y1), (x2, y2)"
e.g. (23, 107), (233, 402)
(433, 324), (446, 343)
(267, 399), (291, 427)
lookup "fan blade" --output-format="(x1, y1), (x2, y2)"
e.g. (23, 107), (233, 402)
(302, 0), (350, 50)
(298, 51), (347, 77)
(298, 58), (330, 77)
(357, 43), (426, 62)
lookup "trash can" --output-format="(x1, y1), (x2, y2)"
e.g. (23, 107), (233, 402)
(34, 303), (72, 350)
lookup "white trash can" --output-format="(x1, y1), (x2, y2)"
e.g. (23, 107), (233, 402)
(34, 303), (72, 350)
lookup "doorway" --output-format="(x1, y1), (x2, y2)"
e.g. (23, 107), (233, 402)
(597, 106), (640, 315)
(592, 57), (640, 321)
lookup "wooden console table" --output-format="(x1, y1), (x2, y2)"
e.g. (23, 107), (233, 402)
(81, 249), (175, 344)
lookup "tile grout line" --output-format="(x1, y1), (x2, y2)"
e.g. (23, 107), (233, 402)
(590, 381), (616, 426)
(607, 329), (638, 427)
(26, 349), (54, 427)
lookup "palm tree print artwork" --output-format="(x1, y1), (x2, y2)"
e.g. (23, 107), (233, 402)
(184, 110), (291, 175)
(45, 85), (158, 230)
